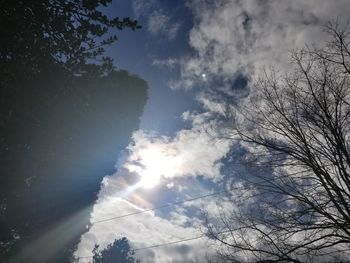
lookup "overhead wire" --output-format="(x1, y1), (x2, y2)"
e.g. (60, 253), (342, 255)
(90, 166), (314, 225)
(91, 190), (225, 225)
(76, 167), (320, 260)
(76, 168), (322, 261)
(76, 234), (206, 261)
(77, 230), (235, 261)
(133, 234), (205, 252)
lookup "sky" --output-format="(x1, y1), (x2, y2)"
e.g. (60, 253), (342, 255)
(74, 1), (350, 262)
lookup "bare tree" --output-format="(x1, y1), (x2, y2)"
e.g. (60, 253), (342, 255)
(205, 21), (350, 263)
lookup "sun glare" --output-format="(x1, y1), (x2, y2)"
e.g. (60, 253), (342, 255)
(139, 171), (160, 189)
(134, 146), (182, 189)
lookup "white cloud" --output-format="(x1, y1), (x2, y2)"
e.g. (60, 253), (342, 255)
(75, 1), (350, 261)
(126, 127), (231, 182)
(152, 58), (179, 70)
(75, 194), (212, 263)
(132, 0), (180, 40)
(75, 113), (232, 261)
(171, 0), (350, 89)
(74, 159), (227, 262)
(147, 11), (180, 40)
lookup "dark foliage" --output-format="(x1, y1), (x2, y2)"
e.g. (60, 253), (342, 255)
(0, 0), (146, 262)
(91, 237), (140, 263)
(0, 69), (148, 262)
(0, 0), (141, 80)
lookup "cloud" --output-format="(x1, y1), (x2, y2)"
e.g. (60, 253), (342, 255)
(132, 0), (180, 40)
(74, 167), (223, 262)
(74, 111), (232, 261)
(166, 0), (350, 89)
(126, 127), (231, 182)
(75, 195), (210, 263)
(147, 11), (180, 40)
(75, 1), (350, 262)
(152, 58), (179, 70)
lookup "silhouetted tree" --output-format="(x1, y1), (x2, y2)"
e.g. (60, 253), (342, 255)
(205, 21), (350, 262)
(0, 2), (145, 260)
(91, 237), (140, 263)
(0, 0), (140, 80)
(0, 70), (148, 262)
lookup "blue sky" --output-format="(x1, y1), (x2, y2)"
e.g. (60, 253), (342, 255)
(103, 0), (198, 134)
(74, 1), (350, 262)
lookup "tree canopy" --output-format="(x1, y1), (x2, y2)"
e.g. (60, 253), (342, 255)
(0, 0), (140, 80)
(91, 237), (140, 263)
(0, 1), (146, 262)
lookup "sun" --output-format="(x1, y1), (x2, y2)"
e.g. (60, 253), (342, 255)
(134, 146), (182, 189)
(137, 148), (166, 188)
(138, 171), (161, 189)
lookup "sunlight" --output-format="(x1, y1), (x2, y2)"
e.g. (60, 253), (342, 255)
(139, 171), (161, 188)
(128, 146), (183, 189)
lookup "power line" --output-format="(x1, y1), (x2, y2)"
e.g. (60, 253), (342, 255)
(90, 167), (315, 226)
(76, 234), (206, 261)
(133, 230), (232, 252)
(76, 230), (234, 260)
(133, 234), (205, 252)
(91, 190), (225, 225)
(75, 191), (230, 260)
(76, 168), (318, 261)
